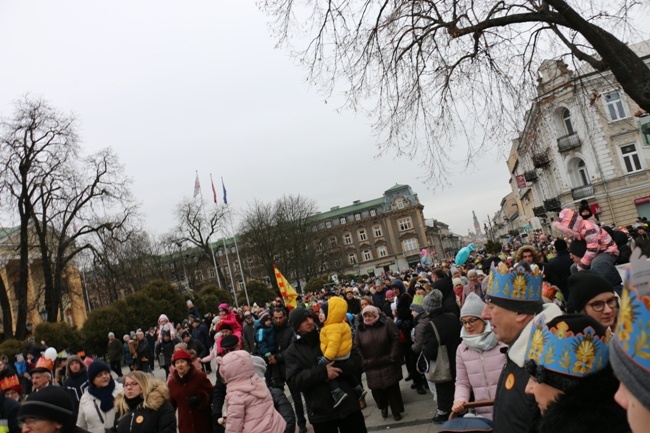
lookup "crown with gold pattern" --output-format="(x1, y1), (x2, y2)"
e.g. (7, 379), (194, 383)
(612, 249), (650, 373)
(526, 315), (611, 378)
(0, 374), (20, 391)
(486, 262), (543, 302)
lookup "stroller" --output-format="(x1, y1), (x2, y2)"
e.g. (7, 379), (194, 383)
(438, 401), (494, 433)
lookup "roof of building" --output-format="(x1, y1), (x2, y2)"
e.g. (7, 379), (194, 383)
(311, 197), (386, 221)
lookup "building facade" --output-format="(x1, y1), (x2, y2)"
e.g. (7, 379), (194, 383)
(508, 41), (650, 230)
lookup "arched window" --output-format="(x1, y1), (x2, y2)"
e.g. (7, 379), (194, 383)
(577, 159), (589, 186)
(562, 108), (575, 135)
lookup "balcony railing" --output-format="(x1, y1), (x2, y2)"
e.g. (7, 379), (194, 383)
(533, 206), (547, 217)
(571, 184), (594, 200)
(532, 153), (550, 168)
(557, 132), (581, 152)
(544, 197), (562, 212)
(524, 170), (538, 182)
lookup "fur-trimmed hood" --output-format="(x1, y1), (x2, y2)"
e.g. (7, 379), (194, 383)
(537, 367), (630, 433)
(115, 380), (169, 412)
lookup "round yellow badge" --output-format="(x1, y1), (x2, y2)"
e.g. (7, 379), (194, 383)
(136, 416), (144, 424)
(505, 373), (515, 390)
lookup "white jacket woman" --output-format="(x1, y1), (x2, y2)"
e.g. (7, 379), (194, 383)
(77, 361), (124, 433)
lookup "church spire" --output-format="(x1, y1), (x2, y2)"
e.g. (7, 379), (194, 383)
(473, 210), (481, 234)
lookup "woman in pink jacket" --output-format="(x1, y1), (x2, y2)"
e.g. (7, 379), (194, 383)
(217, 350), (286, 433)
(452, 293), (507, 420)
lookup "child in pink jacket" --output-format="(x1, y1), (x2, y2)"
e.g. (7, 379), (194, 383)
(217, 350), (286, 433)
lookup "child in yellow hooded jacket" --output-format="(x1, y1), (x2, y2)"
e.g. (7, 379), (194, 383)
(318, 296), (366, 408)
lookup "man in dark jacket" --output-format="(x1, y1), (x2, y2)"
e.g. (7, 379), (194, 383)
(273, 307), (307, 433)
(431, 268), (460, 317)
(285, 308), (367, 433)
(106, 332), (123, 377)
(181, 331), (207, 359)
(544, 239), (573, 302)
(421, 290), (462, 422)
(191, 318), (212, 372)
(241, 311), (257, 354)
(145, 327), (157, 372)
(344, 288), (361, 315)
(134, 330), (151, 372)
(396, 286), (426, 394)
(482, 262), (562, 433)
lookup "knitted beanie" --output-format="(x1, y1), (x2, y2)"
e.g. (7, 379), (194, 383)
(87, 361), (110, 384)
(567, 271), (614, 313)
(422, 290), (443, 312)
(220, 335), (239, 349)
(172, 349), (192, 363)
(289, 307), (313, 332)
(460, 293), (486, 319)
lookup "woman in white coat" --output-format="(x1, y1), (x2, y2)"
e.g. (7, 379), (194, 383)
(77, 361), (123, 433)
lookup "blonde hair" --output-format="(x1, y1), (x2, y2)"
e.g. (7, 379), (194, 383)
(115, 371), (168, 416)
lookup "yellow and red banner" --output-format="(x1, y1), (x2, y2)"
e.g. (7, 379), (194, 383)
(273, 264), (298, 310)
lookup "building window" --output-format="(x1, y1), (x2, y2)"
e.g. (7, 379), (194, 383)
(195, 270), (203, 281)
(562, 108), (575, 134)
(330, 237), (337, 247)
(234, 262), (240, 272)
(373, 225), (383, 237)
(344, 233), (352, 245)
(604, 91), (627, 121)
(399, 217), (413, 231)
(230, 246), (236, 253)
(397, 199), (404, 209)
(402, 238), (419, 252)
(363, 250), (372, 261)
(354, 213), (361, 221)
(334, 259), (341, 267)
(358, 229), (367, 241)
(325, 221), (332, 228)
(238, 281), (245, 289)
(311, 225), (317, 232)
(170, 262), (176, 271)
(340, 217), (347, 224)
(348, 253), (357, 265)
(247, 257), (254, 268)
(620, 143), (643, 173)
(369, 209), (376, 217)
(378, 246), (388, 257)
(577, 159), (589, 186)
(217, 249), (224, 257)
(208, 268), (216, 278)
(316, 243), (323, 252)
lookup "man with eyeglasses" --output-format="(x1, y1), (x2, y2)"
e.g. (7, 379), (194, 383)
(567, 271), (619, 328)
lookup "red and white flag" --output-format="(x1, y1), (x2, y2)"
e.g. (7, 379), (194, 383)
(193, 172), (201, 198)
(210, 174), (217, 204)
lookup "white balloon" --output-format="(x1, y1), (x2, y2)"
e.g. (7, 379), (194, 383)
(44, 347), (58, 361)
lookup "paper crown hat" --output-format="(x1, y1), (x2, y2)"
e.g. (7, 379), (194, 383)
(611, 249), (650, 376)
(0, 374), (22, 392)
(31, 356), (54, 373)
(486, 261), (543, 303)
(526, 315), (610, 378)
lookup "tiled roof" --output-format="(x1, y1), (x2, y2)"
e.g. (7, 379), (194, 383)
(311, 197), (386, 221)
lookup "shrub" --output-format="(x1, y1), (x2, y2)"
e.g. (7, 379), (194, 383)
(34, 322), (83, 353)
(237, 280), (277, 307)
(0, 339), (26, 361)
(195, 284), (233, 314)
(304, 277), (328, 293)
(82, 301), (132, 356)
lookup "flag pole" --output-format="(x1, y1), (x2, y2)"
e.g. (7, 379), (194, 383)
(196, 171), (223, 290)
(220, 232), (239, 308)
(225, 205), (250, 306)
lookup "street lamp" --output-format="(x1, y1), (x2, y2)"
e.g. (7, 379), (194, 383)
(39, 308), (48, 322)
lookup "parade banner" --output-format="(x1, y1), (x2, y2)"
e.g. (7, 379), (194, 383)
(273, 264), (298, 309)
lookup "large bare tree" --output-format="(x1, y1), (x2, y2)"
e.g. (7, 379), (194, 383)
(0, 97), (138, 335)
(259, 0), (650, 184)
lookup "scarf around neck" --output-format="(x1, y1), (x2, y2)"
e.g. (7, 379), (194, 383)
(88, 378), (116, 412)
(461, 323), (498, 352)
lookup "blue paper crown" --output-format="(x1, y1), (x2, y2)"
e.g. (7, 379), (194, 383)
(613, 253), (650, 373)
(486, 262), (543, 302)
(526, 316), (611, 378)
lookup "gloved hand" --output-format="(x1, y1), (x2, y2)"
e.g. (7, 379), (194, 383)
(189, 395), (200, 409)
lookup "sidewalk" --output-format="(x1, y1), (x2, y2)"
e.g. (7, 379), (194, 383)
(128, 364), (443, 433)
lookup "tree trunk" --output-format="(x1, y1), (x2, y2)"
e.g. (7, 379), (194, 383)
(548, 0), (650, 112)
(0, 277), (14, 339)
(16, 198), (30, 340)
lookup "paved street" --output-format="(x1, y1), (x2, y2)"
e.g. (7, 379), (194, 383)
(135, 363), (443, 433)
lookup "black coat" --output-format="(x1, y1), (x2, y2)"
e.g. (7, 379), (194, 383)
(536, 367), (629, 433)
(116, 401), (176, 433)
(345, 297), (361, 315)
(274, 322), (295, 382)
(285, 330), (362, 425)
(0, 392), (19, 433)
(493, 350), (540, 433)
(545, 250), (573, 301)
(421, 310), (462, 380)
(433, 276), (461, 317)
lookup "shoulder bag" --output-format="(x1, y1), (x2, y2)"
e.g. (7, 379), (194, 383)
(416, 321), (452, 383)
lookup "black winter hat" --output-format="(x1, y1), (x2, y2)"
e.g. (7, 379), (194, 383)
(320, 301), (329, 320)
(288, 307), (312, 332)
(221, 335), (239, 349)
(18, 386), (75, 426)
(569, 239), (587, 258)
(87, 361), (111, 384)
(567, 271), (615, 313)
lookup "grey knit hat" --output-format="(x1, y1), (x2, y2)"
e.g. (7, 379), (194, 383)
(460, 293), (486, 319)
(422, 290), (443, 312)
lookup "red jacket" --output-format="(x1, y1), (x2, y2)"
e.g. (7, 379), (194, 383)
(168, 366), (213, 433)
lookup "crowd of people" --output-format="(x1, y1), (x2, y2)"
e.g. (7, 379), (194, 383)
(1, 207), (650, 433)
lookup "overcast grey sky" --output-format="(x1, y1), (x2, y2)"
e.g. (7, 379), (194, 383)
(2, 2), (643, 238)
